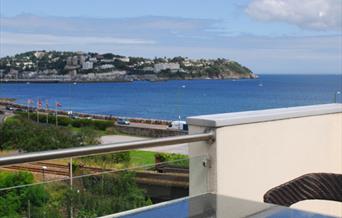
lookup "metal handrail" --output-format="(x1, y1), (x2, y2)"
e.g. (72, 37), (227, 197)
(0, 132), (214, 166)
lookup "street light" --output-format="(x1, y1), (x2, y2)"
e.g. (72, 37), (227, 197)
(334, 91), (341, 103)
(42, 166), (47, 181)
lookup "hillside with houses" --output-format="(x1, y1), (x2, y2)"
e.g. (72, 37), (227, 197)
(0, 51), (257, 82)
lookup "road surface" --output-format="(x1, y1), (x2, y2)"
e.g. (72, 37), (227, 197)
(116, 122), (169, 130)
(0, 105), (8, 124)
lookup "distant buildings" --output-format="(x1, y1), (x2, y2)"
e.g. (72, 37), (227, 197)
(114, 57), (130, 62)
(89, 57), (97, 63)
(154, 63), (180, 73)
(34, 51), (46, 58)
(0, 51), (255, 81)
(99, 64), (114, 69)
(82, 61), (93, 70)
(143, 66), (154, 72)
(66, 55), (86, 67)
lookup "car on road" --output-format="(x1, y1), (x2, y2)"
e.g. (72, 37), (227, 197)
(69, 114), (80, 119)
(0, 110), (4, 114)
(116, 118), (130, 125)
(5, 106), (14, 111)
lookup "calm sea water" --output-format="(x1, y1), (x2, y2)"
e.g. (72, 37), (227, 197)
(0, 75), (341, 120)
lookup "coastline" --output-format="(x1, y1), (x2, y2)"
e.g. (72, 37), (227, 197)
(0, 75), (258, 84)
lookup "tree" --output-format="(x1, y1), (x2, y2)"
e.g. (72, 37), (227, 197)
(0, 172), (49, 217)
(64, 171), (151, 217)
(0, 117), (81, 152)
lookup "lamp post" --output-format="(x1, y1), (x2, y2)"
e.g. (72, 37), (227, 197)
(42, 166), (47, 181)
(334, 91), (341, 103)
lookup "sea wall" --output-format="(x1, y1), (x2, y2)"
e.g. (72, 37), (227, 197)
(115, 125), (187, 138)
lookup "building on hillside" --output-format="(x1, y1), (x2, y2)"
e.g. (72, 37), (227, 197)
(153, 63), (180, 73)
(79, 56), (86, 65)
(89, 57), (97, 63)
(34, 51), (46, 58)
(99, 64), (114, 69)
(82, 61), (93, 70)
(114, 57), (130, 62)
(71, 56), (78, 66)
(66, 57), (73, 66)
(142, 66), (154, 72)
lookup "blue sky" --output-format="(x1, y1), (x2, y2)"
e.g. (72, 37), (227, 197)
(0, 0), (341, 74)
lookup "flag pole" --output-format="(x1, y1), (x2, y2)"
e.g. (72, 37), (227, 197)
(37, 99), (39, 123)
(27, 100), (29, 120)
(55, 102), (58, 126)
(46, 100), (49, 124)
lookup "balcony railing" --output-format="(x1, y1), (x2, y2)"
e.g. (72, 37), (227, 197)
(0, 103), (341, 217)
(0, 132), (214, 166)
(0, 132), (213, 217)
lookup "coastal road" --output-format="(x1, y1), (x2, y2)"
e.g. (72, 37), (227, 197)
(101, 135), (188, 155)
(0, 105), (15, 124)
(116, 122), (169, 130)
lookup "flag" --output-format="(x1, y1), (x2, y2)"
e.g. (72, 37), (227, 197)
(45, 100), (49, 110)
(37, 99), (42, 109)
(56, 101), (62, 107)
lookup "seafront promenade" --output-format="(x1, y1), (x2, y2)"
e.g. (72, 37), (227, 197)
(0, 99), (187, 138)
(0, 99), (170, 125)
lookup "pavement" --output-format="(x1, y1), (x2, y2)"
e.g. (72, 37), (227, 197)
(101, 135), (188, 155)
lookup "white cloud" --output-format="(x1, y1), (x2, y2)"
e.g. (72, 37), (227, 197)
(246, 0), (342, 30)
(0, 14), (340, 74)
(1, 32), (156, 45)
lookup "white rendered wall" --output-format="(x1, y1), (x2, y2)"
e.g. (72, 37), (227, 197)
(188, 104), (342, 216)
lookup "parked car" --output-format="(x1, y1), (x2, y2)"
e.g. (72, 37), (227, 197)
(5, 106), (14, 111)
(69, 114), (80, 119)
(116, 118), (130, 125)
(168, 120), (188, 131)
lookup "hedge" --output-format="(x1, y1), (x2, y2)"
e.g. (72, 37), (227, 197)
(15, 111), (113, 131)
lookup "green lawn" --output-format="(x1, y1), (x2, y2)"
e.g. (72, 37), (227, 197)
(129, 150), (156, 167)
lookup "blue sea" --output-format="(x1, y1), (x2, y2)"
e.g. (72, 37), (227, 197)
(0, 75), (341, 120)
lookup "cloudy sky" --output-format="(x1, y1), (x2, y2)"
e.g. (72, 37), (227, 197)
(0, 0), (341, 74)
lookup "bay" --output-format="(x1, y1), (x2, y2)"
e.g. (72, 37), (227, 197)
(0, 75), (341, 120)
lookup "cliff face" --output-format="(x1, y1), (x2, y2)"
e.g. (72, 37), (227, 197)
(0, 51), (257, 82)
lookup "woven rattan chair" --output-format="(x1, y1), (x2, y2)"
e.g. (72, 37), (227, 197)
(264, 173), (342, 207)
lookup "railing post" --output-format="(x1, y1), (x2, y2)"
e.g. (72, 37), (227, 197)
(188, 124), (217, 196)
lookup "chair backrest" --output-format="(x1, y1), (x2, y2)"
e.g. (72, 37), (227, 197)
(264, 173), (342, 207)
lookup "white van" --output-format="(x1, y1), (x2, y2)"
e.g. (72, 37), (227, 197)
(168, 120), (188, 131)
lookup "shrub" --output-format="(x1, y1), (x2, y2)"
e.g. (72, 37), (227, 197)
(0, 116), (90, 152)
(155, 153), (189, 168)
(80, 152), (131, 167)
(14, 111), (114, 131)
(0, 171), (49, 217)
(63, 171), (151, 217)
(92, 120), (113, 131)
